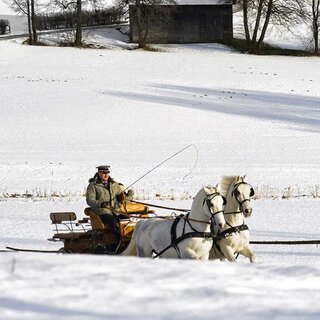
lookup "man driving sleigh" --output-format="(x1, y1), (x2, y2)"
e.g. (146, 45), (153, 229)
(86, 165), (132, 253)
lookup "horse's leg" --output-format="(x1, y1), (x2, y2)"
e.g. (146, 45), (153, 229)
(199, 252), (210, 260)
(135, 221), (155, 258)
(136, 239), (154, 257)
(238, 245), (257, 263)
(209, 246), (226, 261)
(177, 239), (211, 260)
(121, 220), (153, 257)
(219, 245), (237, 262)
(182, 246), (197, 259)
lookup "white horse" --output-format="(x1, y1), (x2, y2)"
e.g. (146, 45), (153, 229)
(209, 175), (257, 262)
(122, 186), (226, 259)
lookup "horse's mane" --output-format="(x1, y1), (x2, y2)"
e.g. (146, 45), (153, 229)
(220, 175), (238, 197)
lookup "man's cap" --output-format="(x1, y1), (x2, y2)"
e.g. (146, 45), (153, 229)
(96, 165), (110, 172)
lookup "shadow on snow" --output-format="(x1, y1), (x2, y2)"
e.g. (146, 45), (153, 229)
(101, 84), (320, 133)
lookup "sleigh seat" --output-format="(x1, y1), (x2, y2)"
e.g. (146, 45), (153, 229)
(49, 212), (89, 241)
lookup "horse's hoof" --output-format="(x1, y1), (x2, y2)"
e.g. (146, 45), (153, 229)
(250, 255), (257, 263)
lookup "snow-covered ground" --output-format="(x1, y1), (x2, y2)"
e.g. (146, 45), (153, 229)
(1, 197), (320, 320)
(0, 27), (319, 319)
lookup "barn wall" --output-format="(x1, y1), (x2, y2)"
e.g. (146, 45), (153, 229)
(130, 5), (233, 44)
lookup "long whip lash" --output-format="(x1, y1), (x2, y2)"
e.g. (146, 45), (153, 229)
(123, 144), (198, 193)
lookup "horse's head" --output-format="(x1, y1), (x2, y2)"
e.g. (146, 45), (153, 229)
(203, 185), (226, 229)
(232, 175), (255, 217)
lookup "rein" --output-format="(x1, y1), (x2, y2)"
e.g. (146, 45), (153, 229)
(123, 194), (224, 224)
(111, 208), (215, 226)
(131, 200), (189, 212)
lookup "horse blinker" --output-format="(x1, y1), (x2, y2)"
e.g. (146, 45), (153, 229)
(222, 196), (227, 206)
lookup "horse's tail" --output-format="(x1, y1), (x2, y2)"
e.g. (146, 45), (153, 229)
(120, 224), (138, 256)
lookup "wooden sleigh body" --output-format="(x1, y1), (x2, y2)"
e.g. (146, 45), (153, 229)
(48, 203), (152, 254)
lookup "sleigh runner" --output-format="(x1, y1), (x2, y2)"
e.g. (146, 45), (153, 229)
(48, 202), (153, 254)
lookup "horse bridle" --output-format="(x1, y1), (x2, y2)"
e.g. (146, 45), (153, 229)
(231, 182), (255, 211)
(203, 192), (227, 218)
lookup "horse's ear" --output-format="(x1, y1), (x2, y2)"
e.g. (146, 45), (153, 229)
(203, 185), (218, 195)
(215, 184), (221, 194)
(243, 174), (247, 181)
(203, 186), (211, 195)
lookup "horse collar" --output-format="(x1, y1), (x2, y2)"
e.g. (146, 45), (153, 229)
(217, 223), (249, 240)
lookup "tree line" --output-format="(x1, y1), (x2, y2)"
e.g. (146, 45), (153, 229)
(4, 0), (320, 54)
(6, 0), (125, 45)
(37, 9), (124, 31)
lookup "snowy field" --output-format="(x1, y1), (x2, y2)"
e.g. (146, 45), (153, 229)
(0, 26), (320, 319)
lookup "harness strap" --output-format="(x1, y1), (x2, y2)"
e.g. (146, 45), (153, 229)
(224, 211), (242, 215)
(171, 215), (183, 258)
(218, 224), (249, 240)
(152, 214), (213, 259)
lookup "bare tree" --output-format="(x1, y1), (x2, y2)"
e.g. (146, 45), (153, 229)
(131, 0), (146, 48)
(7, 0), (39, 44)
(311, 0), (319, 53)
(55, 0), (83, 46)
(54, 0), (114, 46)
(242, 0), (306, 53)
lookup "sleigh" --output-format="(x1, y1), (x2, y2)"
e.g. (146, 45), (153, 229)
(48, 202), (153, 254)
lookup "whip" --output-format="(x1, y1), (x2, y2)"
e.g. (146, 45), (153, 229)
(122, 144), (198, 194)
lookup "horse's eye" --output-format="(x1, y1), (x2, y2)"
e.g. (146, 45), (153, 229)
(234, 190), (240, 196)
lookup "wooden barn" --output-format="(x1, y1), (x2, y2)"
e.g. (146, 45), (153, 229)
(129, 0), (234, 44)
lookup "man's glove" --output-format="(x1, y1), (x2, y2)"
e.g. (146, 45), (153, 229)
(100, 201), (110, 209)
(126, 189), (134, 201)
(116, 193), (124, 203)
(127, 189), (134, 197)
